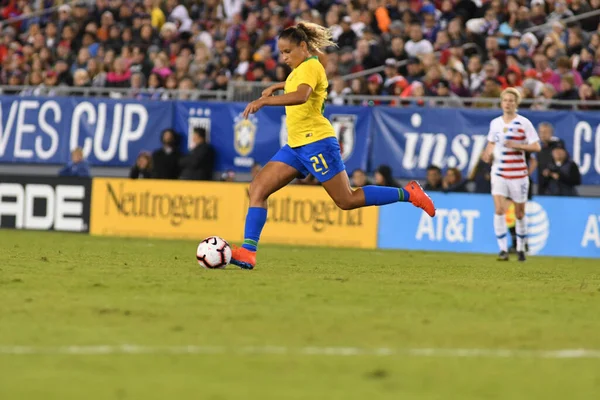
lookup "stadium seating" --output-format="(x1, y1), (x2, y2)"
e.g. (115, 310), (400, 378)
(0, 0), (598, 108)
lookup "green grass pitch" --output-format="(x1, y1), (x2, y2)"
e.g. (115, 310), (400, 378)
(1, 230), (599, 399)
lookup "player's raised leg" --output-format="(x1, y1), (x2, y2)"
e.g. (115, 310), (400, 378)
(321, 170), (436, 216)
(300, 137), (434, 214)
(493, 194), (510, 261)
(230, 160), (299, 270)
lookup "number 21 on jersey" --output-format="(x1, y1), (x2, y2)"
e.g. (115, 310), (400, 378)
(310, 153), (329, 174)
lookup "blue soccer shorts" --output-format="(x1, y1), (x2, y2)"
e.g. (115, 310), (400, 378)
(270, 137), (346, 183)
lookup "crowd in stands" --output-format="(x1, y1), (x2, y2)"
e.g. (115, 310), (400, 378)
(0, 0), (598, 108)
(2, 0), (588, 193)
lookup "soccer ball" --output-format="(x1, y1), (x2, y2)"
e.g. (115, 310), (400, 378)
(196, 236), (232, 269)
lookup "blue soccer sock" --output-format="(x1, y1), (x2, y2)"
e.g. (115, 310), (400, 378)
(362, 185), (410, 206)
(242, 207), (267, 252)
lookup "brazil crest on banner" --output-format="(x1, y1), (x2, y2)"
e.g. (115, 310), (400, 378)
(233, 114), (257, 167)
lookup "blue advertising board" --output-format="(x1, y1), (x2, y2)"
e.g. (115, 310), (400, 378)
(173, 102), (371, 173)
(370, 108), (600, 185)
(378, 193), (600, 258)
(0, 96), (598, 185)
(0, 96), (172, 167)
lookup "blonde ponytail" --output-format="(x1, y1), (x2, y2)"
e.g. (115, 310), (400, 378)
(295, 21), (337, 54)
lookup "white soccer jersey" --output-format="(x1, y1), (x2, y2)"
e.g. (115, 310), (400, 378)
(487, 115), (539, 179)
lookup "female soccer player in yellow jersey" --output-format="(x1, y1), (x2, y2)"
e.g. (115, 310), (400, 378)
(230, 22), (436, 270)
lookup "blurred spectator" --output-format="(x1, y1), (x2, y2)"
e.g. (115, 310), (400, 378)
(531, 83), (557, 110)
(366, 73), (383, 97)
(221, 170), (236, 182)
(436, 80), (463, 107)
(539, 142), (581, 196)
(382, 59), (403, 94)
(549, 56), (583, 92)
(374, 165), (399, 187)
(329, 76), (352, 105)
(405, 22), (434, 57)
(87, 58), (107, 87)
(405, 57), (424, 83)
(130, 72), (146, 99)
(552, 74), (579, 109)
(578, 83), (600, 110)
(59, 147), (90, 178)
(151, 129), (180, 179)
(405, 81), (427, 107)
(106, 57), (131, 88)
(576, 47), (595, 80)
(177, 76), (196, 100)
(73, 69), (91, 88)
(130, 45), (153, 78)
(337, 16), (357, 49)
(475, 78), (503, 108)
(351, 169), (371, 188)
(532, 123), (565, 195)
(450, 69), (471, 97)
(424, 165), (443, 191)
(547, 0), (575, 26)
(442, 168), (468, 192)
(179, 127), (215, 181)
(129, 152), (153, 179)
(467, 55), (485, 94)
(145, 0), (166, 30)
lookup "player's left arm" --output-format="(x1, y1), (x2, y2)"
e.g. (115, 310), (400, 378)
(243, 64), (318, 118)
(243, 85), (312, 118)
(261, 84), (313, 106)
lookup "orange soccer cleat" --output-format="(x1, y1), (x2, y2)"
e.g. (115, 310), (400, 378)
(230, 245), (257, 270)
(404, 180), (436, 217)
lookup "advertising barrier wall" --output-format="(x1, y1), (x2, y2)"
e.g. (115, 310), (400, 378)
(89, 178), (379, 249)
(173, 102), (372, 175)
(378, 193), (600, 258)
(2, 96), (598, 184)
(0, 96), (172, 167)
(90, 178), (247, 241)
(370, 108), (600, 185)
(254, 185), (378, 249)
(0, 175), (91, 232)
(1, 175), (597, 258)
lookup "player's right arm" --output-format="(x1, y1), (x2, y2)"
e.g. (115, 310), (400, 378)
(482, 121), (496, 164)
(482, 142), (495, 163)
(261, 82), (286, 98)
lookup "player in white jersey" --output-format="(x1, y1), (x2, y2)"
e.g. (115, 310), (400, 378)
(482, 88), (541, 262)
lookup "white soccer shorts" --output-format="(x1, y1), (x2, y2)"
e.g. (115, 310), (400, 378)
(491, 175), (529, 203)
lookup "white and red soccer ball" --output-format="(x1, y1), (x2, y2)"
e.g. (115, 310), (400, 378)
(196, 236), (232, 269)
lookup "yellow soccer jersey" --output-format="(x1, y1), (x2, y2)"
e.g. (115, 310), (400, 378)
(284, 56), (336, 148)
